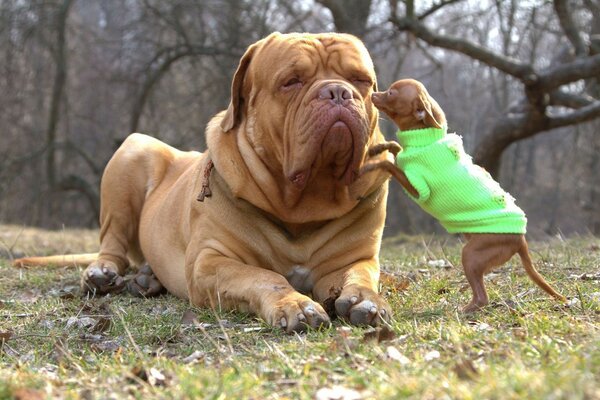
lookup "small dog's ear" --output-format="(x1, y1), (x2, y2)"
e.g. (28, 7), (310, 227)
(413, 93), (445, 129)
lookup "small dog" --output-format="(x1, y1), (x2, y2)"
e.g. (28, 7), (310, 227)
(364, 79), (566, 312)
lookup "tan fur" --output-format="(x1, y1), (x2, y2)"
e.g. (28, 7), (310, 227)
(364, 79), (566, 312)
(14, 33), (394, 331)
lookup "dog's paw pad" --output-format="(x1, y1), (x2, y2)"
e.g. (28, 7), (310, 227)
(81, 261), (126, 296)
(126, 265), (166, 297)
(334, 286), (391, 327)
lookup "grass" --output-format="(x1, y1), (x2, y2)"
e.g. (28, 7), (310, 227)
(1, 225), (599, 399)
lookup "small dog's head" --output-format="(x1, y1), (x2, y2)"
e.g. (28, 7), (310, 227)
(371, 79), (446, 131)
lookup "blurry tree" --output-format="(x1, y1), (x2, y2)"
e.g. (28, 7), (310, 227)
(389, 0), (600, 177)
(0, 0), (598, 236)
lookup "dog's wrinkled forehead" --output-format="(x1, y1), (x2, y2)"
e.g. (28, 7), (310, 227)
(250, 33), (375, 85)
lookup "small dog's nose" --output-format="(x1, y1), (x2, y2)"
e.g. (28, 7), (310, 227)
(318, 84), (353, 104)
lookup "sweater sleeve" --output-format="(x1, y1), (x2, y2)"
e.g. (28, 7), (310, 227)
(403, 169), (430, 204)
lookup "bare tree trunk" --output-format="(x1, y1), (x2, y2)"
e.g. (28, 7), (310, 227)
(315, 0), (372, 38)
(46, 0), (73, 188)
(129, 45), (229, 134)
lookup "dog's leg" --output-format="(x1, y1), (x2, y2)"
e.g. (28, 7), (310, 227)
(360, 160), (419, 198)
(461, 234), (521, 313)
(312, 259), (391, 326)
(82, 134), (169, 295)
(368, 142), (402, 157)
(187, 250), (331, 333)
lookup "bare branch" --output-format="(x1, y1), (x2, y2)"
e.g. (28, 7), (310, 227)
(539, 53), (600, 90)
(553, 0), (587, 56)
(57, 174), (99, 219)
(583, 0), (600, 15)
(548, 100), (600, 128)
(390, 16), (535, 81)
(130, 45), (233, 133)
(417, 0), (465, 20)
(549, 90), (595, 108)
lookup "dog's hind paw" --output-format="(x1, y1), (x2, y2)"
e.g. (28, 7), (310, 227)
(126, 264), (166, 297)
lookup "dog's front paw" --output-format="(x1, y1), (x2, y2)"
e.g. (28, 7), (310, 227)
(335, 285), (391, 326)
(268, 292), (331, 333)
(81, 260), (126, 296)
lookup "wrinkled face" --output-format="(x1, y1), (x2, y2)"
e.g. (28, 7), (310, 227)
(240, 33), (379, 191)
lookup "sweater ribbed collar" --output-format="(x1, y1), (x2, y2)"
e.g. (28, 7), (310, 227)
(396, 127), (447, 148)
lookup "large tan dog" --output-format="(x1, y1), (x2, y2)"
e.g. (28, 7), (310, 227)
(15, 32), (393, 332)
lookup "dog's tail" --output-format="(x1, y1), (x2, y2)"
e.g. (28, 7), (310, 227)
(13, 253), (98, 268)
(518, 245), (566, 302)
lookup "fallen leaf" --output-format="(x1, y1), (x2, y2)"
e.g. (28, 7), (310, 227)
(0, 331), (12, 343)
(427, 259), (452, 268)
(90, 340), (121, 353)
(48, 285), (79, 299)
(566, 298), (581, 307)
(79, 333), (103, 342)
(568, 272), (600, 281)
(473, 322), (491, 332)
(66, 316), (97, 330)
(453, 359), (479, 380)
(182, 350), (205, 364)
(242, 326), (262, 333)
(91, 316), (111, 333)
(181, 310), (198, 326)
(53, 336), (69, 364)
(380, 272), (410, 292)
(147, 367), (167, 387)
(18, 289), (41, 304)
(512, 328), (527, 341)
(13, 388), (45, 400)
(383, 346), (410, 366)
(130, 366), (168, 387)
(315, 385), (365, 400)
(580, 273), (600, 280)
(276, 378), (298, 386)
(332, 326), (357, 352)
(424, 350), (440, 362)
(362, 326), (396, 343)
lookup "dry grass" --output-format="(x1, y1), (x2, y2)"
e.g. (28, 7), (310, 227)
(1, 225), (600, 399)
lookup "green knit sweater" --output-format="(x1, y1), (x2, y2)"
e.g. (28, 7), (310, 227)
(395, 127), (526, 234)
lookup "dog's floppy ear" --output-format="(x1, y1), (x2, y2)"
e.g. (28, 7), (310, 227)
(220, 42), (260, 132)
(413, 92), (446, 129)
(221, 33), (282, 132)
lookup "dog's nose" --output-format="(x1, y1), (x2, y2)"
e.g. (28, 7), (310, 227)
(318, 84), (353, 104)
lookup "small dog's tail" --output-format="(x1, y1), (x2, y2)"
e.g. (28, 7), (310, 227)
(518, 245), (566, 302)
(13, 253), (98, 268)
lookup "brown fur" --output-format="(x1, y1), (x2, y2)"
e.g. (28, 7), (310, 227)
(13, 33), (396, 331)
(363, 79), (566, 312)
